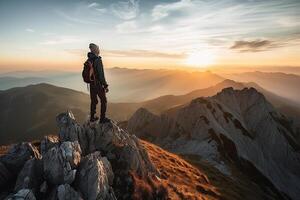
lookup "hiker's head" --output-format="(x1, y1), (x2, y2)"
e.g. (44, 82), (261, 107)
(89, 43), (100, 55)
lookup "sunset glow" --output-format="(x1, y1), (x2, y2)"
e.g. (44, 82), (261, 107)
(186, 51), (216, 68)
(0, 0), (299, 72)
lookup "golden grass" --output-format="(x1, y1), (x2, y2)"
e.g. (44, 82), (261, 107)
(140, 140), (221, 200)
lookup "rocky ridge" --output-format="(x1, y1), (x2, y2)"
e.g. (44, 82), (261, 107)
(0, 111), (164, 200)
(127, 87), (300, 200)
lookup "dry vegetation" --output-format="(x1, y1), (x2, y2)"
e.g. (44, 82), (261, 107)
(0, 145), (9, 156)
(141, 140), (221, 200)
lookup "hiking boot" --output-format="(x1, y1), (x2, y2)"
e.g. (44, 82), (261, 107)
(99, 117), (110, 124)
(90, 116), (99, 122)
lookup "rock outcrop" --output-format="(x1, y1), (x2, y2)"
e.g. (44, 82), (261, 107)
(0, 143), (40, 190)
(127, 87), (300, 200)
(0, 111), (164, 200)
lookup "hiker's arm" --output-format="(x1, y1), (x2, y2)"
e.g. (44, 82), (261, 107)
(96, 57), (108, 87)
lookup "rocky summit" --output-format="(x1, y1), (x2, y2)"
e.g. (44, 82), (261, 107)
(127, 87), (300, 200)
(0, 111), (165, 200)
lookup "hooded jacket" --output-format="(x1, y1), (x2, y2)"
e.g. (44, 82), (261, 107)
(87, 52), (108, 87)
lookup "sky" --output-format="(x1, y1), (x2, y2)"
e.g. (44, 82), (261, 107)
(0, 0), (300, 72)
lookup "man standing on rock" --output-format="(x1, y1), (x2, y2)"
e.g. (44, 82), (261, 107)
(86, 43), (110, 123)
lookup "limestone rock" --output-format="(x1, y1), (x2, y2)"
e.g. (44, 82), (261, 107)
(57, 184), (83, 200)
(92, 122), (158, 177)
(0, 143), (40, 188)
(56, 111), (88, 155)
(14, 158), (43, 194)
(76, 151), (116, 200)
(43, 141), (81, 185)
(7, 189), (36, 200)
(40, 136), (59, 156)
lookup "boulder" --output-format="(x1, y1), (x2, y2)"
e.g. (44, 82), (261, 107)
(93, 122), (158, 177)
(0, 143), (40, 188)
(76, 151), (116, 200)
(7, 189), (36, 200)
(56, 111), (88, 155)
(14, 158), (43, 194)
(40, 136), (59, 156)
(57, 184), (83, 200)
(43, 141), (81, 185)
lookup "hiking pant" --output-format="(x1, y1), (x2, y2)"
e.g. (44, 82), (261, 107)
(90, 81), (107, 119)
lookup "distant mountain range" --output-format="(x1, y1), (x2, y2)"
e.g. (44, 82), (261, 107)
(0, 68), (224, 102)
(127, 87), (300, 199)
(1, 79), (300, 145)
(224, 71), (300, 104)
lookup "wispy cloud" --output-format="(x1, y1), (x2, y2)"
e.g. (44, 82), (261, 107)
(104, 49), (185, 59)
(116, 21), (139, 33)
(40, 36), (85, 45)
(111, 0), (139, 20)
(152, 0), (192, 21)
(87, 2), (98, 8)
(25, 28), (35, 33)
(230, 40), (280, 52)
(55, 10), (101, 25)
(66, 48), (185, 59)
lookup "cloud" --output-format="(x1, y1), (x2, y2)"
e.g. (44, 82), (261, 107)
(151, 0), (192, 21)
(111, 0), (139, 20)
(230, 40), (280, 52)
(87, 2), (107, 13)
(56, 10), (101, 25)
(40, 36), (84, 45)
(26, 28), (35, 33)
(66, 48), (185, 59)
(116, 21), (138, 33)
(88, 2), (98, 8)
(103, 49), (185, 59)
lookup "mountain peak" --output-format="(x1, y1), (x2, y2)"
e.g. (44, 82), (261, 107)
(1, 111), (167, 200)
(127, 88), (300, 199)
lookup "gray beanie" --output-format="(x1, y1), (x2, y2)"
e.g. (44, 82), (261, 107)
(89, 43), (99, 55)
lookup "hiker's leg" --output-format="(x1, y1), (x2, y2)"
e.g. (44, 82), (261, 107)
(98, 86), (107, 119)
(90, 83), (98, 118)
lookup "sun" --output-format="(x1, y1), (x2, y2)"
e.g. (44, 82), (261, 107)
(185, 51), (216, 68)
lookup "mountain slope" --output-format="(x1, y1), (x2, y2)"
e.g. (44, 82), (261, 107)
(127, 87), (300, 199)
(119, 79), (300, 121)
(0, 77), (48, 90)
(0, 84), (90, 145)
(0, 111), (285, 200)
(1, 80), (299, 145)
(0, 68), (224, 102)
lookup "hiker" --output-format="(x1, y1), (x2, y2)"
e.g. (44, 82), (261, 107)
(82, 43), (110, 123)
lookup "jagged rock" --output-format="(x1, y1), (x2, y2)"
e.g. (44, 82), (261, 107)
(57, 184), (83, 200)
(43, 141), (81, 185)
(7, 189), (36, 200)
(40, 136), (59, 156)
(0, 143), (40, 188)
(92, 122), (158, 177)
(14, 158), (43, 195)
(76, 151), (116, 200)
(56, 111), (89, 155)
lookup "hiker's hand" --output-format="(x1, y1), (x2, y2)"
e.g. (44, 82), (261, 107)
(105, 87), (109, 93)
